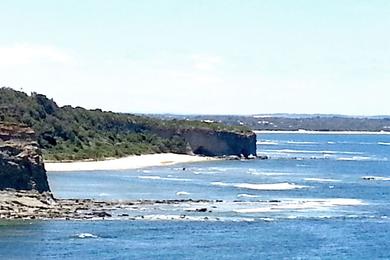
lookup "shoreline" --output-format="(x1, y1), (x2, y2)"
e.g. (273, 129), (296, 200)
(44, 153), (217, 172)
(0, 190), (214, 221)
(254, 130), (390, 135)
(0, 190), (365, 222)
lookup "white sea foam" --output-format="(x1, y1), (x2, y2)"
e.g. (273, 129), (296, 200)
(76, 233), (99, 239)
(336, 156), (375, 161)
(235, 208), (274, 213)
(304, 178), (341, 183)
(138, 176), (193, 182)
(138, 214), (254, 222)
(320, 198), (365, 206)
(191, 167), (228, 175)
(176, 191), (191, 196)
(263, 172), (291, 176)
(337, 141), (376, 145)
(192, 171), (221, 175)
(211, 182), (308, 190)
(138, 176), (161, 180)
(321, 150), (363, 155)
(262, 149), (313, 154)
(286, 141), (318, 145)
(237, 194), (261, 198)
(236, 183), (308, 190)
(259, 217), (275, 222)
(256, 141), (279, 145)
(233, 198), (365, 214)
(248, 169), (290, 176)
(262, 149), (362, 155)
(164, 177), (193, 182)
(378, 142), (390, 146)
(281, 198), (365, 208)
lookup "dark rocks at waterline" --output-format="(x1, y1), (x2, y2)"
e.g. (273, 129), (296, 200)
(362, 176), (376, 181)
(225, 154), (268, 160)
(0, 190), (218, 220)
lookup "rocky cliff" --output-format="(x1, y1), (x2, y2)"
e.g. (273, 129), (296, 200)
(1, 88), (258, 160)
(151, 127), (257, 158)
(182, 129), (256, 157)
(0, 123), (50, 192)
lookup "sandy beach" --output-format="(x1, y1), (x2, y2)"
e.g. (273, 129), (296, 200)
(44, 153), (216, 172)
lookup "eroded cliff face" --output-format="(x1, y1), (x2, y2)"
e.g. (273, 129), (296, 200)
(151, 127), (257, 158)
(0, 123), (50, 192)
(182, 129), (256, 157)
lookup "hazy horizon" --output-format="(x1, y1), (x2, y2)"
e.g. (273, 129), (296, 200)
(1, 1), (389, 116)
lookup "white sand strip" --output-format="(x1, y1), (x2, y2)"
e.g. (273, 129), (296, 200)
(45, 153), (216, 172)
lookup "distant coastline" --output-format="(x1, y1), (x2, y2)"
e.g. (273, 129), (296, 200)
(152, 114), (390, 133)
(254, 130), (390, 135)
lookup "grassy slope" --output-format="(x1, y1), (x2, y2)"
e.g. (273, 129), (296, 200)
(0, 88), (250, 161)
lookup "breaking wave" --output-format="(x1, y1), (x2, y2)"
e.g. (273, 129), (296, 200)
(138, 176), (193, 182)
(304, 178), (341, 183)
(75, 233), (99, 239)
(211, 182), (309, 190)
(233, 198), (365, 214)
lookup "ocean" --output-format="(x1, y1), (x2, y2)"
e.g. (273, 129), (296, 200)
(1, 132), (390, 259)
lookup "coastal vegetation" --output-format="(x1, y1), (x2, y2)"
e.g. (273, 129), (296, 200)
(0, 87), (251, 161)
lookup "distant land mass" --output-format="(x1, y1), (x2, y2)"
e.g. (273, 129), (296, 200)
(148, 114), (390, 132)
(0, 88), (256, 161)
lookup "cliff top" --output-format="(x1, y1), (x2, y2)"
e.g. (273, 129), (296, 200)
(0, 87), (254, 160)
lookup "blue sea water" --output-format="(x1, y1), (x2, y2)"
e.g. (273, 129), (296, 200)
(1, 133), (390, 259)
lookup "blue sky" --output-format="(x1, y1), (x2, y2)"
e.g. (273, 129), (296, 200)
(1, 0), (389, 115)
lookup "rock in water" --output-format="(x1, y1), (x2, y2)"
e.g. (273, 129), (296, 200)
(0, 123), (50, 192)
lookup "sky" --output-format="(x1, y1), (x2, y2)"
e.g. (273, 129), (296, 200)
(0, 0), (389, 115)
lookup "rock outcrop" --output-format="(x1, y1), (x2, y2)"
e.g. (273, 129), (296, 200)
(0, 123), (50, 192)
(181, 129), (257, 157)
(151, 127), (257, 158)
(0, 189), (215, 220)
